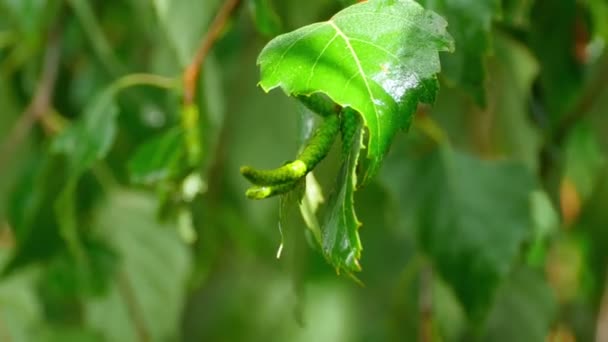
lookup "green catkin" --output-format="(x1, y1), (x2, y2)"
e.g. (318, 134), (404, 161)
(240, 113), (341, 186)
(240, 161), (307, 185)
(340, 107), (360, 155)
(296, 93), (341, 117)
(296, 113), (340, 169)
(245, 181), (299, 200)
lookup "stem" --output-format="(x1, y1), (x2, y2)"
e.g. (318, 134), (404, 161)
(183, 0), (242, 105)
(111, 73), (180, 92)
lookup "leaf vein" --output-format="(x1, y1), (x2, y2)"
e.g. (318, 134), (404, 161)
(306, 33), (339, 90)
(268, 24), (326, 81)
(329, 20), (380, 153)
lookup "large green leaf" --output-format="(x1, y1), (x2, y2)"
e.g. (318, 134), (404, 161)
(383, 146), (535, 317)
(85, 190), (192, 341)
(483, 267), (556, 341)
(418, 0), (500, 106)
(258, 0), (454, 182)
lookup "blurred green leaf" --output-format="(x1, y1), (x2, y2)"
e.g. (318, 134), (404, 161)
(483, 267), (556, 341)
(248, 0), (282, 38)
(487, 33), (541, 170)
(52, 90), (119, 174)
(419, 0), (501, 106)
(128, 127), (185, 185)
(85, 190), (192, 341)
(0, 251), (42, 342)
(564, 124), (606, 202)
(52, 89), (119, 257)
(432, 275), (467, 340)
(526, 190), (559, 266)
(153, 0), (222, 66)
(384, 146), (535, 317)
(41, 238), (118, 300)
(589, 0), (608, 41)
(0, 0), (58, 46)
(258, 0), (454, 183)
(529, 0), (583, 121)
(501, 0), (534, 28)
(5, 154), (65, 272)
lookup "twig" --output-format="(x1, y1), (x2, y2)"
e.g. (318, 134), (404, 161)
(183, 0), (241, 105)
(0, 30), (61, 171)
(118, 272), (151, 342)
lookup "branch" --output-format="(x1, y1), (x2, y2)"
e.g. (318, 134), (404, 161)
(183, 0), (241, 105)
(0, 30), (61, 171)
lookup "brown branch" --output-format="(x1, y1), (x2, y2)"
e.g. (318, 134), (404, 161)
(183, 0), (242, 105)
(0, 30), (61, 170)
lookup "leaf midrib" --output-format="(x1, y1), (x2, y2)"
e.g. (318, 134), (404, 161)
(329, 20), (381, 154)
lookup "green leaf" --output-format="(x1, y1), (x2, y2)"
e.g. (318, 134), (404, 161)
(257, 0), (454, 183)
(322, 110), (363, 273)
(85, 190), (192, 341)
(153, 0), (222, 66)
(0, 252), (43, 342)
(487, 33), (541, 170)
(40, 238), (118, 300)
(248, 0), (282, 38)
(483, 267), (556, 342)
(5, 153), (65, 272)
(564, 124), (606, 202)
(418, 0), (500, 106)
(128, 127), (185, 185)
(51, 89), (119, 258)
(529, 0), (582, 121)
(383, 146), (535, 317)
(526, 190), (559, 267)
(52, 89), (119, 176)
(589, 0), (608, 41)
(501, 0), (534, 27)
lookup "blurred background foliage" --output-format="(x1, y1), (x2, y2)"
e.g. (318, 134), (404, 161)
(0, 0), (607, 341)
